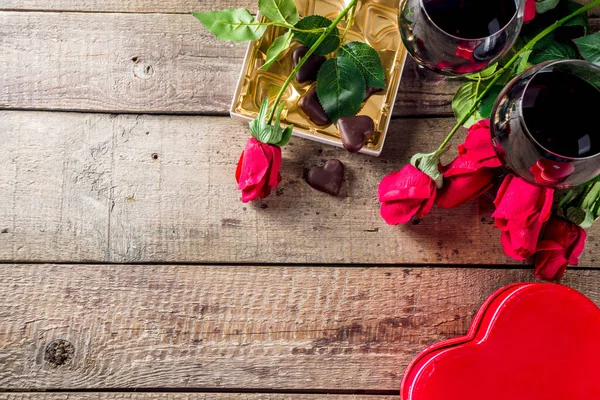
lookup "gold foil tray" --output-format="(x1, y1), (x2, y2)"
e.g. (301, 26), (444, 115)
(230, 0), (407, 156)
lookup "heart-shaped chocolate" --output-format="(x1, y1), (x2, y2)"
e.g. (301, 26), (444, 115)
(306, 159), (345, 196)
(299, 86), (331, 126)
(293, 45), (327, 84)
(338, 116), (375, 153)
(401, 283), (600, 400)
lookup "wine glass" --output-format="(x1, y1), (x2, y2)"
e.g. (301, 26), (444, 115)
(491, 60), (600, 188)
(399, 0), (526, 76)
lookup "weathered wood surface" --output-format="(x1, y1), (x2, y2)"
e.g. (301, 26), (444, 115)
(1, 12), (596, 116)
(3, 395), (396, 400)
(0, 10), (463, 117)
(1, 0), (598, 15)
(0, 0), (257, 13)
(0, 264), (598, 390)
(6, 111), (600, 265)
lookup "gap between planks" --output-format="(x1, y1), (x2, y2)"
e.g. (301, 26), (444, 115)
(0, 260), (599, 271)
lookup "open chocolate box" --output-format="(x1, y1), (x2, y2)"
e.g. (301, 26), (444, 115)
(230, 0), (408, 156)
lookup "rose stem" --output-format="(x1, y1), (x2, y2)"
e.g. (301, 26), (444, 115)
(267, 0), (359, 124)
(433, 0), (600, 158)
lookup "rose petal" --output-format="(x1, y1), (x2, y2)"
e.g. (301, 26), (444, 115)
(267, 145), (282, 189)
(418, 188), (437, 217)
(235, 151), (244, 183)
(524, 0), (536, 23)
(237, 138), (271, 191)
(492, 176), (554, 222)
(378, 165), (435, 202)
(241, 183), (264, 203)
(380, 199), (423, 225)
(458, 120), (502, 169)
(500, 218), (545, 260)
(436, 168), (493, 208)
(534, 251), (568, 281)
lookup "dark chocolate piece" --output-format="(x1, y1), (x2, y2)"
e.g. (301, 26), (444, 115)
(338, 115), (375, 153)
(299, 86), (331, 126)
(306, 159), (345, 196)
(364, 86), (384, 101)
(293, 46), (327, 84)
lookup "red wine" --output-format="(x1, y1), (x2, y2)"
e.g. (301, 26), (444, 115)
(522, 71), (600, 158)
(423, 0), (517, 39)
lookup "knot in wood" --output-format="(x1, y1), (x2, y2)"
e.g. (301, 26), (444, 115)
(44, 339), (74, 367)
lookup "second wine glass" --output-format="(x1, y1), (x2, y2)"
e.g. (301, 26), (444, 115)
(399, 0), (525, 76)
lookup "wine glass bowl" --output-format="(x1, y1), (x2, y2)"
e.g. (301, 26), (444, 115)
(399, 0), (525, 76)
(491, 60), (600, 188)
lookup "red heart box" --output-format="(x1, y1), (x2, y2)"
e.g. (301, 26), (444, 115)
(401, 283), (600, 400)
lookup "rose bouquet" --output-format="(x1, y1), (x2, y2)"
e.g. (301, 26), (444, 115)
(380, 0), (600, 280)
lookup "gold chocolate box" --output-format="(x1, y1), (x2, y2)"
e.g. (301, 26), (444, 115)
(230, 0), (407, 156)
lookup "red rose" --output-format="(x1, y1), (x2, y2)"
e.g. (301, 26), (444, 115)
(235, 137), (282, 203)
(436, 120), (501, 208)
(436, 157), (495, 208)
(458, 120), (502, 169)
(535, 216), (586, 281)
(524, 0), (536, 23)
(492, 174), (554, 260)
(378, 164), (436, 225)
(530, 159), (575, 186)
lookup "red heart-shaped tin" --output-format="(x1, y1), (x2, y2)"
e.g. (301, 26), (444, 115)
(401, 283), (600, 400)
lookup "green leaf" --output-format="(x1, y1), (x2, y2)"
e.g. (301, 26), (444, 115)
(464, 63), (498, 81)
(479, 85), (503, 119)
(338, 42), (386, 89)
(536, 0), (560, 14)
(258, 0), (299, 25)
(515, 50), (533, 75)
(249, 100), (294, 146)
(566, 207), (588, 226)
(452, 81), (484, 128)
(530, 34), (580, 64)
(193, 9), (266, 42)
(249, 98), (270, 141)
(411, 152), (443, 188)
(574, 32), (600, 63)
(316, 57), (365, 122)
(262, 31), (293, 70)
(293, 15), (340, 56)
(275, 124), (294, 147)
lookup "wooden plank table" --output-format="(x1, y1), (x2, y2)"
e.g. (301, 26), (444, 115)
(1, 1), (599, 398)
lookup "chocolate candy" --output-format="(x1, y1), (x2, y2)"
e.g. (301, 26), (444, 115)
(293, 46), (327, 84)
(306, 159), (345, 196)
(364, 86), (384, 101)
(299, 86), (331, 126)
(338, 115), (375, 153)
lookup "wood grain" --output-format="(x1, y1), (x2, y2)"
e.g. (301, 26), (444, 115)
(1, 12), (597, 117)
(0, 0), (598, 15)
(3, 394), (396, 400)
(0, 0), (258, 13)
(0, 10), (459, 117)
(1, 264), (598, 390)
(7, 111), (600, 265)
